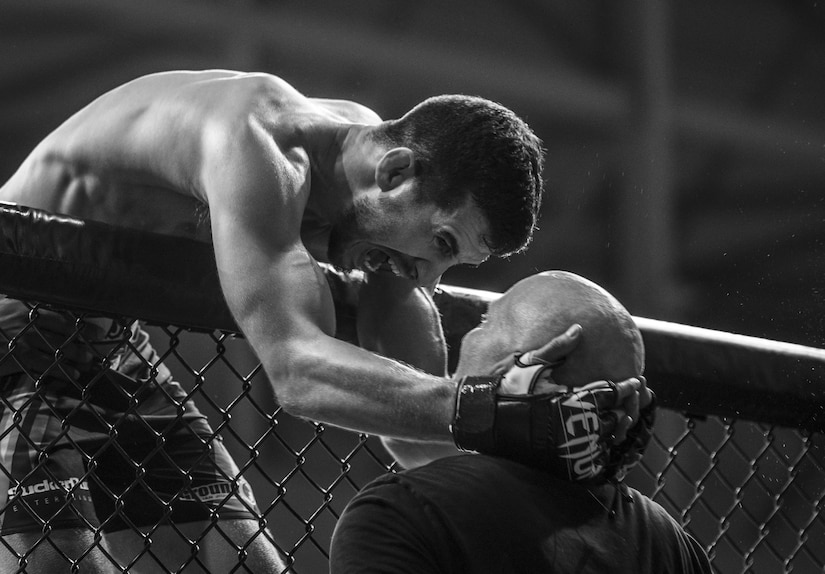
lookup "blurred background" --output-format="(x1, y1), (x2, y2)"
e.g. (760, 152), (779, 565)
(2, 2), (824, 571)
(1, 0), (824, 347)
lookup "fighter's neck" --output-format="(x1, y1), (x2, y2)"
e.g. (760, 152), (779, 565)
(297, 123), (373, 262)
(304, 123), (377, 222)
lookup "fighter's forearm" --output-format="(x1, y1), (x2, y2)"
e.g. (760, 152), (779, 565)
(259, 333), (457, 441)
(208, 191), (456, 439)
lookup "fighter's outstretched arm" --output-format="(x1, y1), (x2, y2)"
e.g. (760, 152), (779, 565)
(202, 118), (653, 479)
(203, 120), (457, 440)
(355, 274), (647, 472)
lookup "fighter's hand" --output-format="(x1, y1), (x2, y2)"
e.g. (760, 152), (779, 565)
(506, 375), (646, 482)
(451, 323), (656, 483)
(494, 324), (643, 444)
(0, 305), (94, 381)
(452, 373), (652, 483)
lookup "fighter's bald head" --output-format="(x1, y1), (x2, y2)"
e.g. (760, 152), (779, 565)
(455, 271), (644, 387)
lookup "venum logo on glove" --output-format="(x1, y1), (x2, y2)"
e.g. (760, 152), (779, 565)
(451, 373), (652, 484)
(554, 392), (606, 481)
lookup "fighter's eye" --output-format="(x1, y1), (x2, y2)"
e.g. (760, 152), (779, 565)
(434, 235), (453, 257)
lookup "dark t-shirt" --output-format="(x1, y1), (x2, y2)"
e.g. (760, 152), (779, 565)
(331, 455), (711, 574)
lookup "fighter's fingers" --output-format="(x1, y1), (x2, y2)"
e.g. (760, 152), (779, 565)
(575, 377), (640, 411)
(528, 324), (582, 364)
(621, 388), (641, 428)
(613, 377), (643, 403)
(615, 411), (634, 444)
(637, 375), (654, 408)
(600, 408), (634, 444)
(600, 410), (620, 438)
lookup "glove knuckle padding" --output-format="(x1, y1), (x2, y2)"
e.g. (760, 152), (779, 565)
(453, 377), (609, 483)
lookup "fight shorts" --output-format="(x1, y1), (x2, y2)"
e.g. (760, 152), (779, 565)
(0, 298), (261, 535)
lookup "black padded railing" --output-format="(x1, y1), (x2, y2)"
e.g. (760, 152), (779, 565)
(1, 202), (824, 573)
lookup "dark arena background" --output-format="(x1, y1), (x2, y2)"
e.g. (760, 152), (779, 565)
(2, 1), (825, 573)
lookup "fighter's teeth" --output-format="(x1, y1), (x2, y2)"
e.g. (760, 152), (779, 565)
(388, 259), (401, 277)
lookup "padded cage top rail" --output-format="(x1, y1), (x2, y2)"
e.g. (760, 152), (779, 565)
(1, 201), (825, 431)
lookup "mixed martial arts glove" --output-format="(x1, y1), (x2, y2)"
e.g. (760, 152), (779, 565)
(450, 352), (656, 483)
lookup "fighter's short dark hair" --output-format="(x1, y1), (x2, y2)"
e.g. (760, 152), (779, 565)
(379, 95), (545, 256)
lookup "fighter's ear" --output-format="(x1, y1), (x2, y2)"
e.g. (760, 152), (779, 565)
(376, 147), (415, 191)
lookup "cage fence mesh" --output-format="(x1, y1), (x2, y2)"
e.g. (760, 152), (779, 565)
(0, 301), (823, 573)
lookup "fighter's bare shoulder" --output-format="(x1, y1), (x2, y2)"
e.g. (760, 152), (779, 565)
(173, 71), (382, 128)
(309, 98), (382, 125)
(184, 72), (318, 224)
(121, 70), (378, 141)
(112, 70), (309, 120)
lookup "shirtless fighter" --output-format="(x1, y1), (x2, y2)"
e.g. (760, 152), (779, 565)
(0, 70), (650, 572)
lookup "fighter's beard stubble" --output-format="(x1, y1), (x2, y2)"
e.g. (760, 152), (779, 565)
(326, 197), (388, 272)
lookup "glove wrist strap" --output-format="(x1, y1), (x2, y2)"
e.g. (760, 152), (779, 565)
(451, 376), (500, 453)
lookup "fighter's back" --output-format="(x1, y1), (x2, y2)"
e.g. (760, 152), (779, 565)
(0, 70), (336, 241)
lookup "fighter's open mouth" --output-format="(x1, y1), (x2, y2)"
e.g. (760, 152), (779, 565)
(361, 248), (404, 278)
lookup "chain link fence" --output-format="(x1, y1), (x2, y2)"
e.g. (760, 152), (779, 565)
(1, 203), (824, 572)
(0, 301), (822, 573)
